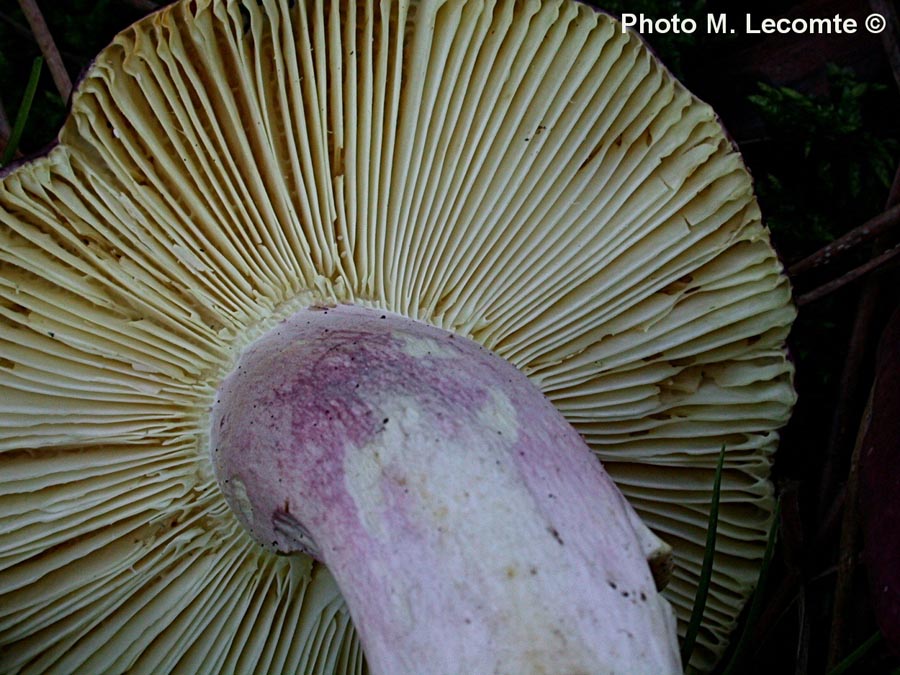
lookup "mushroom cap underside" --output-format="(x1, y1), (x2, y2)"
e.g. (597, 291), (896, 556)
(0, 0), (795, 672)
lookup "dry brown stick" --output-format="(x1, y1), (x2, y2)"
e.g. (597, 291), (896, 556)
(823, 164), (900, 667)
(813, 166), (900, 511)
(754, 167), (896, 660)
(17, 0), (72, 102)
(796, 245), (900, 306)
(788, 204), (900, 278)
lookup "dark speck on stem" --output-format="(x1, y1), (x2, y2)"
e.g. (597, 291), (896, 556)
(548, 527), (564, 546)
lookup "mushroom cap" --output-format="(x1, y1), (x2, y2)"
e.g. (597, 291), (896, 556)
(0, 0), (795, 673)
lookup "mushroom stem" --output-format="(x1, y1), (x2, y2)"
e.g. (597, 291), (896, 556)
(210, 304), (681, 674)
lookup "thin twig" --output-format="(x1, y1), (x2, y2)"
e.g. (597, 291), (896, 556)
(812, 167), (900, 515)
(796, 245), (900, 306)
(0, 10), (81, 64)
(17, 0), (72, 101)
(730, 280), (890, 668)
(822, 165), (900, 667)
(789, 204), (900, 277)
(0, 10), (32, 40)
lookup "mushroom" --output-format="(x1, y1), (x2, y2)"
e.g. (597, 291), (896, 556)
(0, 0), (796, 673)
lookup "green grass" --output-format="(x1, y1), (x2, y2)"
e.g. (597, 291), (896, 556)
(1, 57), (42, 166)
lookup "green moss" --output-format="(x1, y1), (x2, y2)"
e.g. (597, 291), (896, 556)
(748, 65), (899, 259)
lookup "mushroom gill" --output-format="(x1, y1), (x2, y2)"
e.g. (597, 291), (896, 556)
(0, 0), (795, 672)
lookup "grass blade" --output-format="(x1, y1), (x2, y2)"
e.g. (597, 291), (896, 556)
(681, 444), (726, 668)
(826, 630), (882, 675)
(721, 499), (782, 674)
(1, 57), (43, 167)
